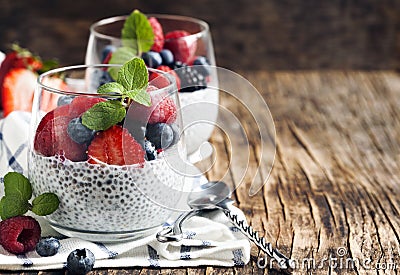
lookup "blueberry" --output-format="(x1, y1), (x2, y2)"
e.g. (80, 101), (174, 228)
(193, 56), (211, 77)
(57, 95), (74, 106)
(66, 248), (95, 275)
(142, 51), (162, 68)
(67, 117), (96, 144)
(144, 140), (157, 160)
(35, 237), (60, 257)
(146, 123), (174, 149)
(101, 45), (116, 62)
(160, 49), (174, 65)
(99, 71), (113, 86)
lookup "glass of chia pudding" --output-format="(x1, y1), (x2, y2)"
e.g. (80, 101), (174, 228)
(28, 59), (187, 242)
(85, 10), (219, 155)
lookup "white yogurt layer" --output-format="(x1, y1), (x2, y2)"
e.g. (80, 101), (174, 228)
(179, 87), (219, 155)
(29, 152), (184, 233)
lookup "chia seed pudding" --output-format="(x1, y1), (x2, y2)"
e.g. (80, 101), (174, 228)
(29, 152), (184, 234)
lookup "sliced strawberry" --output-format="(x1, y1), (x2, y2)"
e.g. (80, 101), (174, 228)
(155, 65), (181, 90)
(149, 17), (164, 52)
(69, 96), (106, 118)
(88, 125), (145, 165)
(34, 105), (87, 161)
(164, 30), (197, 63)
(2, 68), (37, 117)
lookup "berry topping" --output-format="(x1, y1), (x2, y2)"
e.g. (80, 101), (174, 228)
(164, 30), (197, 64)
(160, 49), (174, 65)
(101, 45), (116, 63)
(66, 248), (95, 275)
(146, 123), (174, 149)
(144, 140), (157, 160)
(67, 117), (96, 144)
(69, 96), (106, 118)
(155, 65), (181, 90)
(57, 95), (75, 106)
(142, 51), (162, 68)
(193, 56), (211, 77)
(174, 62), (207, 92)
(0, 216), (41, 254)
(148, 96), (177, 124)
(35, 237), (60, 257)
(34, 105), (87, 161)
(149, 17), (164, 52)
(88, 125), (145, 165)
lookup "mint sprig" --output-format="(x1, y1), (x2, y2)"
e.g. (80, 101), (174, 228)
(82, 57), (151, 131)
(0, 172), (60, 220)
(121, 9), (154, 55)
(108, 10), (155, 75)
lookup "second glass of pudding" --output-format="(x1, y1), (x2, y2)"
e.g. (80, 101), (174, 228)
(85, 13), (219, 155)
(28, 63), (186, 242)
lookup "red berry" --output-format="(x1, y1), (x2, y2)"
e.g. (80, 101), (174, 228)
(127, 87), (177, 124)
(69, 96), (106, 118)
(34, 105), (87, 161)
(148, 96), (177, 124)
(88, 125), (145, 165)
(149, 17), (164, 52)
(149, 71), (171, 89)
(0, 216), (41, 254)
(2, 68), (37, 117)
(164, 30), (197, 63)
(155, 65), (181, 90)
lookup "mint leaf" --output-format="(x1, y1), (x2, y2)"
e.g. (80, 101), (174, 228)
(108, 47), (138, 80)
(98, 82), (126, 95)
(121, 9), (154, 54)
(4, 172), (32, 201)
(31, 193), (60, 216)
(117, 58), (148, 91)
(0, 195), (29, 220)
(124, 88), (151, 107)
(82, 100), (126, 131)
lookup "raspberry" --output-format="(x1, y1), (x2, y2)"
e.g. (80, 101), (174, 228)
(0, 216), (41, 254)
(149, 17), (164, 52)
(155, 65), (181, 90)
(126, 86), (177, 124)
(88, 125), (145, 165)
(149, 96), (177, 124)
(164, 30), (197, 63)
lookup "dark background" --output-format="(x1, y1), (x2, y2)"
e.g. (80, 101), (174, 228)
(0, 0), (399, 71)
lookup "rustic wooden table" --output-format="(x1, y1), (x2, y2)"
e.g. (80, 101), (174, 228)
(1, 70), (399, 274)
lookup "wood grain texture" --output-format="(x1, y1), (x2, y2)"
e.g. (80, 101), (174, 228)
(1, 71), (400, 274)
(0, 0), (399, 70)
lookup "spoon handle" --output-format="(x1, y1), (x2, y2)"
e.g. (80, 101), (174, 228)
(222, 209), (295, 270)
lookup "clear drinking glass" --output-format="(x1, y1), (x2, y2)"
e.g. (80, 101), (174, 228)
(28, 64), (186, 242)
(85, 14), (219, 155)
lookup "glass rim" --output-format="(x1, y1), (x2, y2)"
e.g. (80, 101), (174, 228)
(89, 13), (210, 42)
(37, 64), (177, 97)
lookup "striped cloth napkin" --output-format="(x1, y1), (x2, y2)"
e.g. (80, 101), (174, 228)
(0, 111), (250, 270)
